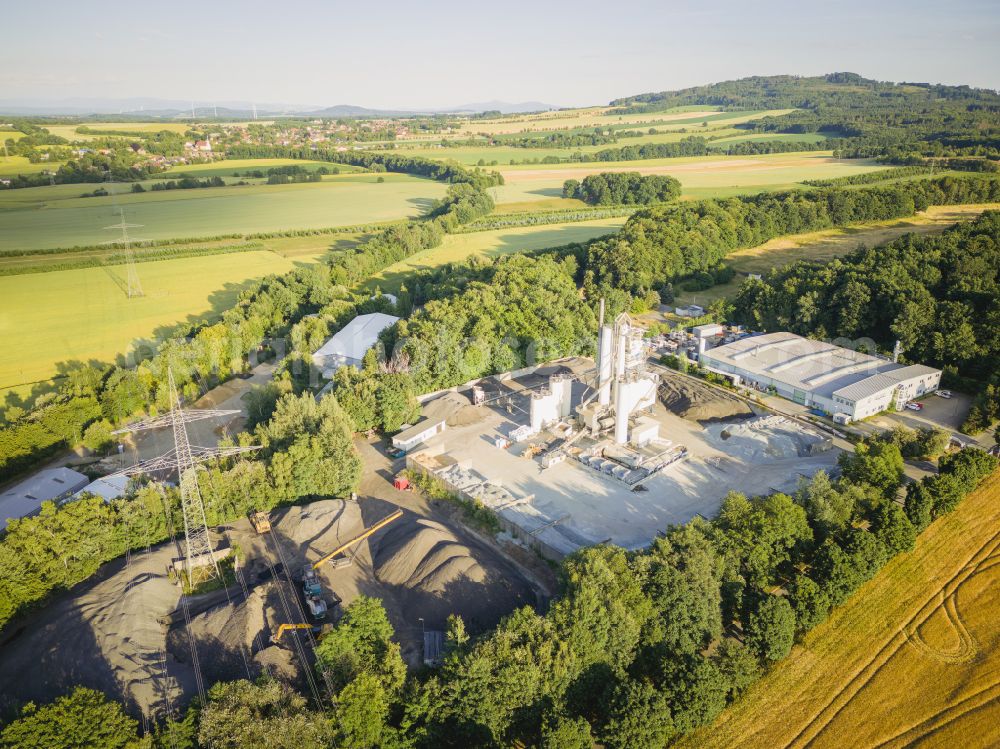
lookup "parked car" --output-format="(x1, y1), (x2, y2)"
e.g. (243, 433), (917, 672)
(905, 402), (923, 411)
(936, 390), (953, 399)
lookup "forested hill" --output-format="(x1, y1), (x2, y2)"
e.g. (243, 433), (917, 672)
(610, 73), (1000, 161)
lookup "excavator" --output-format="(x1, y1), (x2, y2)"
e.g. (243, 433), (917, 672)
(271, 622), (320, 643)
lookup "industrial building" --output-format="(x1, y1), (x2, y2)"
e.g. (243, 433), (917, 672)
(699, 332), (941, 421)
(0, 467), (89, 530)
(312, 312), (400, 378)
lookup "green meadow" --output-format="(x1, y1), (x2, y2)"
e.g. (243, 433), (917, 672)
(0, 250), (316, 393)
(0, 172), (446, 251)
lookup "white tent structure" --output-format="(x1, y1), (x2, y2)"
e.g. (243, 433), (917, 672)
(0, 467), (88, 530)
(312, 312), (400, 378)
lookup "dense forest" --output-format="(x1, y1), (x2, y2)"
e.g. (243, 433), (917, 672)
(609, 72), (1000, 162)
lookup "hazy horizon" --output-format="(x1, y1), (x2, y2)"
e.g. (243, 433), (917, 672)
(2, 0), (999, 110)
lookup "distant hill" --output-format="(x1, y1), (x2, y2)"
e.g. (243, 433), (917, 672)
(608, 72), (1000, 164)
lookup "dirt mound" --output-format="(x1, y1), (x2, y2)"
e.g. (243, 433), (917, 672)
(373, 518), (487, 592)
(659, 375), (754, 423)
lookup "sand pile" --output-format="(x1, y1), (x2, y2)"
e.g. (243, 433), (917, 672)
(274, 499), (363, 561)
(422, 391), (484, 428)
(374, 518), (487, 593)
(0, 542), (195, 720)
(659, 376), (753, 422)
(706, 415), (826, 460)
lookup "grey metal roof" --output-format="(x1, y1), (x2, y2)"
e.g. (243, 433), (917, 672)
(394, 417), (445, 443)
(831, 373), (901, 402)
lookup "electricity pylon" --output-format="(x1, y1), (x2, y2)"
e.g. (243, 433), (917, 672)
(110, 369), (259, 582)
(104, 211), (145, 299)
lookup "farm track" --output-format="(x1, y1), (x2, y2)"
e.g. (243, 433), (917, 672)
(787, 472), (1000, 749)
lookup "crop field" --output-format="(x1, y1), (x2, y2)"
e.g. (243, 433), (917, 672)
(490, 153), (887, 203)
(44, 122), (191, 141)
(365, 217), (626, 293)
(0, 172), (445, 251)
(676, 469), (1000, 749)
(670, 203), (1000, 308)
(157, 158), (363, 178)
(397, 111), (797, 166)
(0, 250), (321, 395)
(456, 107), (795, 135)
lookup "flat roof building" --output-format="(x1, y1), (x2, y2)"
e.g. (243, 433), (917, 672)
(312, 312), (400, 378)
(0, 467), (89, 531)
(392, 418), (446, 454)
(700, 332), (940, 421)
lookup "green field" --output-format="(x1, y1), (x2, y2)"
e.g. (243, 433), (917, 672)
(0, 155), (55, 177)
(158, 158), (363, 178)
(366, 217), (626, 293)
(0, 250), (319, 394)
(0, 172), (446, 251)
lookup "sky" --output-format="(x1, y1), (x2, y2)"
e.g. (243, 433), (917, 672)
(2, 0), (999, 110)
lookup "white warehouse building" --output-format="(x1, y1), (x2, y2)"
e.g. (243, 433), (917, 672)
(699, 332), (941, 421)
(312, 312), (400, 378)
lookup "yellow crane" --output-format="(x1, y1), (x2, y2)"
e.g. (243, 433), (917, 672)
(312, 509), (403, 570)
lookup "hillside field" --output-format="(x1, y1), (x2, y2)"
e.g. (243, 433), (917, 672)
(0, 172), (445, 251)
(676, 470), (1000, 749)
(0, 250), (322, 396)
(365, 217), (626, 293)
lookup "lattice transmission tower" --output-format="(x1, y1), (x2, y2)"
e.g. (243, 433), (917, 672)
(110, 368), (259, 582)
(104, 210), (145, 299)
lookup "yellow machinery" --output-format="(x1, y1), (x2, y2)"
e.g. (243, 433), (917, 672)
(271, 622), (319, 643)
(250, 511), (271, 534)
(312, 509), (403, 570)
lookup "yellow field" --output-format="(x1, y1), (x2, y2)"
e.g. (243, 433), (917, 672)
(45, 122), (191, 141)
(677, 470), (1000, 749)
(457, 107), (795, 135)
(490, 153), (887, 204)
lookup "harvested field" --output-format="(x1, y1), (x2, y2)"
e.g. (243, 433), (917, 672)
(0, 496), (537, 718)
(675, 470), (1000, 749)
(659, 373), (755, 422)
